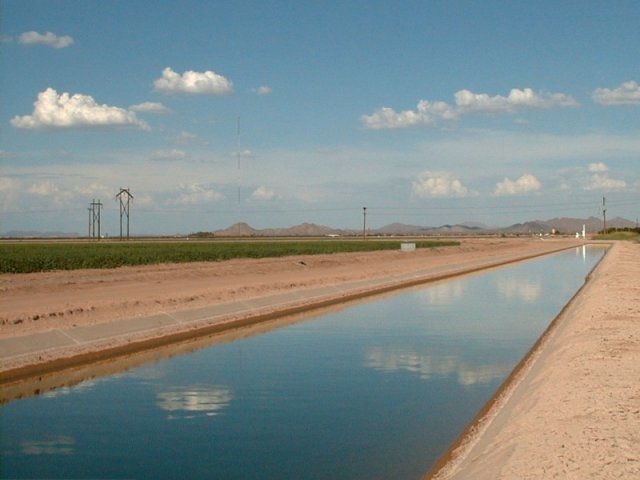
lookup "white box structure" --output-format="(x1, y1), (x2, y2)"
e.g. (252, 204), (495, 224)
(400, 242), (416, 252)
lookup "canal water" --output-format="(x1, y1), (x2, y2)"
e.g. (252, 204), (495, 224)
(1, 246), (605, 479)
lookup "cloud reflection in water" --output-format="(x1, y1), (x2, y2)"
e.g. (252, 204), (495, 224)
(416, 281), (465, 307)
(364, 346), (511, 385)
(495, 276), (542, 303)
(20, 436), (75, 456)
(156, 385), (233, 420)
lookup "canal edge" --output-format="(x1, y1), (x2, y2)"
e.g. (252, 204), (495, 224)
(422, 242), (613, 480)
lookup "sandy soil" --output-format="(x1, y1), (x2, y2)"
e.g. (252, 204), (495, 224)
(428, 240), (640, 479)
(1, 237), (559, 339)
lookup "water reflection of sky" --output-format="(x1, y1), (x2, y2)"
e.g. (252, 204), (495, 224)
(495, 276), (543, 303)
(364, 346), (512, 385)
(20, 436), (75, 456)
(416, 281), (465, 307)
(156, 385), (233, 420)
(41, 380), (100, 399)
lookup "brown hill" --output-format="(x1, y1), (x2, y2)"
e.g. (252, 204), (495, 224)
(214, 222), (344, 237)
(214, 222), (259, 237)
(210, 216), (635, 237)
(501, 216), (634, 234)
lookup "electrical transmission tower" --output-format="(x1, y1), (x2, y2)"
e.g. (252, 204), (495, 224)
(602, 196), (607, 234)
(89, 199), (103, 239)
(116, 188), (134, 240)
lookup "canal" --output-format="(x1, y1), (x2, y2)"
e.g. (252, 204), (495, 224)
(0, 246), (606, 479)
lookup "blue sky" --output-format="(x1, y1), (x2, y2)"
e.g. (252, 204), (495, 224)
(1, 0), (639, 235)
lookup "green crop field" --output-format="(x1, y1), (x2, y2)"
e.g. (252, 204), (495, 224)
(592, 231), (640, 242)
(0, 239), (459, 273)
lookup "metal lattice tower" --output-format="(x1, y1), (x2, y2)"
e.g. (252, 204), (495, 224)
(116, 188), (134, 240)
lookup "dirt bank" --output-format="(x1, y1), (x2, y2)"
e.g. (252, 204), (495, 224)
(427, 240), (639, 480)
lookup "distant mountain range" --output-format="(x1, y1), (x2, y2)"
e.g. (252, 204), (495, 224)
(211, 216), (636, 237)
(2, 216), (636, 239)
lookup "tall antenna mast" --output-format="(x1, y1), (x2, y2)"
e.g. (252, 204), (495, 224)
(602, 196), (607, 234)
(236, 116), (241, 205)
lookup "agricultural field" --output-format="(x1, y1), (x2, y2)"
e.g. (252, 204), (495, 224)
(593, 230), (640, 242)
(0, 239), (459, 273)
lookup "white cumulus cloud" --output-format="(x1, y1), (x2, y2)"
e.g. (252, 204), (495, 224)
(250, 185), (277, 200)
(150, 149), (187, 161)
(11, 88), (149, 131)
(18, 31), (73, 48)
(588, 162), (609, 173)
(362, 87), (578, 129)
(493, 174), (541, 196)
(412, 171), (471, 198)
(0, 177), (17, 193)
(592, 80), (640, 106)
(361, 100), (457, 129)
(0, 177), (20, 212)
(154, 67), (233, 95)
(72, 183), (112, 197)
(584, 163), (626, 191)
(586, 175), (627, 191)
(167, 184), (223, 205)
(455, 88), (578, 114)
(129, 101), (172, 114)
(253, 85), (272, 95)
(27, 180), (59, 196)
(234, 149), (255, 160)
(25, 180), (74, 205)
(172, 131), (204, 145)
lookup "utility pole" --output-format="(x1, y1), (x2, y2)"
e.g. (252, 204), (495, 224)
(89, 200), (96, 238)
(362, 207), (367, 239)
(88, 206), (93, 237)
(602, 196), (607, 234)
(116, 188), (134, 240)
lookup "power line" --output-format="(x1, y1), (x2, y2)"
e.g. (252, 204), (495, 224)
(132, 198), (624, 216)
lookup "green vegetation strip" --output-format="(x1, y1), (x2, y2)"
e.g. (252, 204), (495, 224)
(593, 231), (640, 242)
(0, 240), (459, 273)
